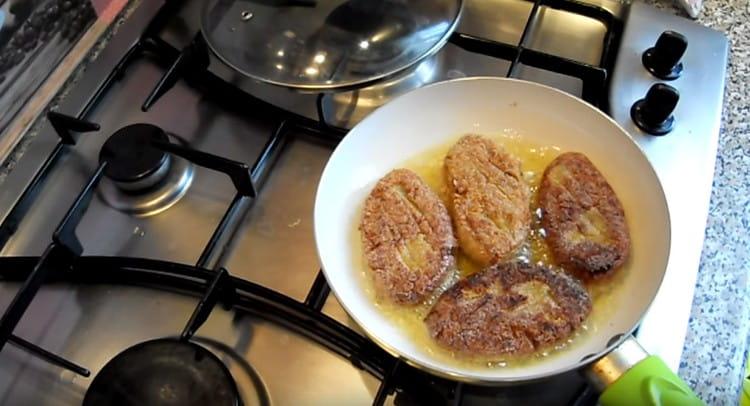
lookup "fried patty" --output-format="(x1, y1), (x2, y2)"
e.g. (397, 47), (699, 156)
(538, 152), (630, 279)
(444, 135), (531, 267)
(360, 168), (458, 305)
(424, 262), (591, 356)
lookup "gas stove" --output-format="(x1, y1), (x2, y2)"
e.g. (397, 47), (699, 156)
(0, 0), (728, 405)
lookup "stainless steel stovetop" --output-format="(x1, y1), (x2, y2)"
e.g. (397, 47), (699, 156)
(0, 0), (728, 404)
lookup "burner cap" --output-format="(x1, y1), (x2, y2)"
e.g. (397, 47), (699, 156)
(99, 124), (170, 184)
(83, 339), (240, 406)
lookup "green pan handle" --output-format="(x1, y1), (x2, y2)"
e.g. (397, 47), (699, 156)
(585, 336), (704, 406)
(599, 355), (703, 406)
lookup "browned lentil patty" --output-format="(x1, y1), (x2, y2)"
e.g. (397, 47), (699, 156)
(444, 135), (531, 267)
(538, 152), (630, 279)
(424, 262), (591, 356)
(360, 168), (457, 305)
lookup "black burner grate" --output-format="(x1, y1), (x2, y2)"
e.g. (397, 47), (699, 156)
(448, 0), (620, 109)
(0, 0), (622, 405)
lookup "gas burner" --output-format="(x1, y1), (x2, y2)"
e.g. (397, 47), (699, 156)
(99, 124), (173, 191)
(97, 125), (194, 216)
(83, 338), (241, 406)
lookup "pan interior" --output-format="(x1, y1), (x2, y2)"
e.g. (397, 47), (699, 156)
(313, 77), (670, 382)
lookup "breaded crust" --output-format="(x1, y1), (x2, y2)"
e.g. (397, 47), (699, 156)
(424, 262), (591, 356)
(538, 152), (630, 278)
(444, 135), (531, 267)
(360, 168), (457, 305)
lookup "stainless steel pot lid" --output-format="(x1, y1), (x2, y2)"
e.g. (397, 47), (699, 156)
(200, 0), (463, 91)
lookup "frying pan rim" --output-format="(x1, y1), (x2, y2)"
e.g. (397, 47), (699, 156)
(313, 76), (672, 384)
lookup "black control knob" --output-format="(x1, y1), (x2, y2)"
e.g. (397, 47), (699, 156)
(630, 83), (679, 135)
(642, 31), (688, 80)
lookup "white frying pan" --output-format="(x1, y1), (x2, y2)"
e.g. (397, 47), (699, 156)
(313, 78), (701, 404)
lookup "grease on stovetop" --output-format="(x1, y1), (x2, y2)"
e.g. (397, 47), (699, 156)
(353, 132), (626, 370)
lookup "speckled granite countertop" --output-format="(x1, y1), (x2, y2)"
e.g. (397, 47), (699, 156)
(642, 0), (750, 404)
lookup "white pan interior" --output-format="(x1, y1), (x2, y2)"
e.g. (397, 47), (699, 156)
(313, 77), (670, 383)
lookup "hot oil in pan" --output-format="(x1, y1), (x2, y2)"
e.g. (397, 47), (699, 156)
(353, 133), (628, 370)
